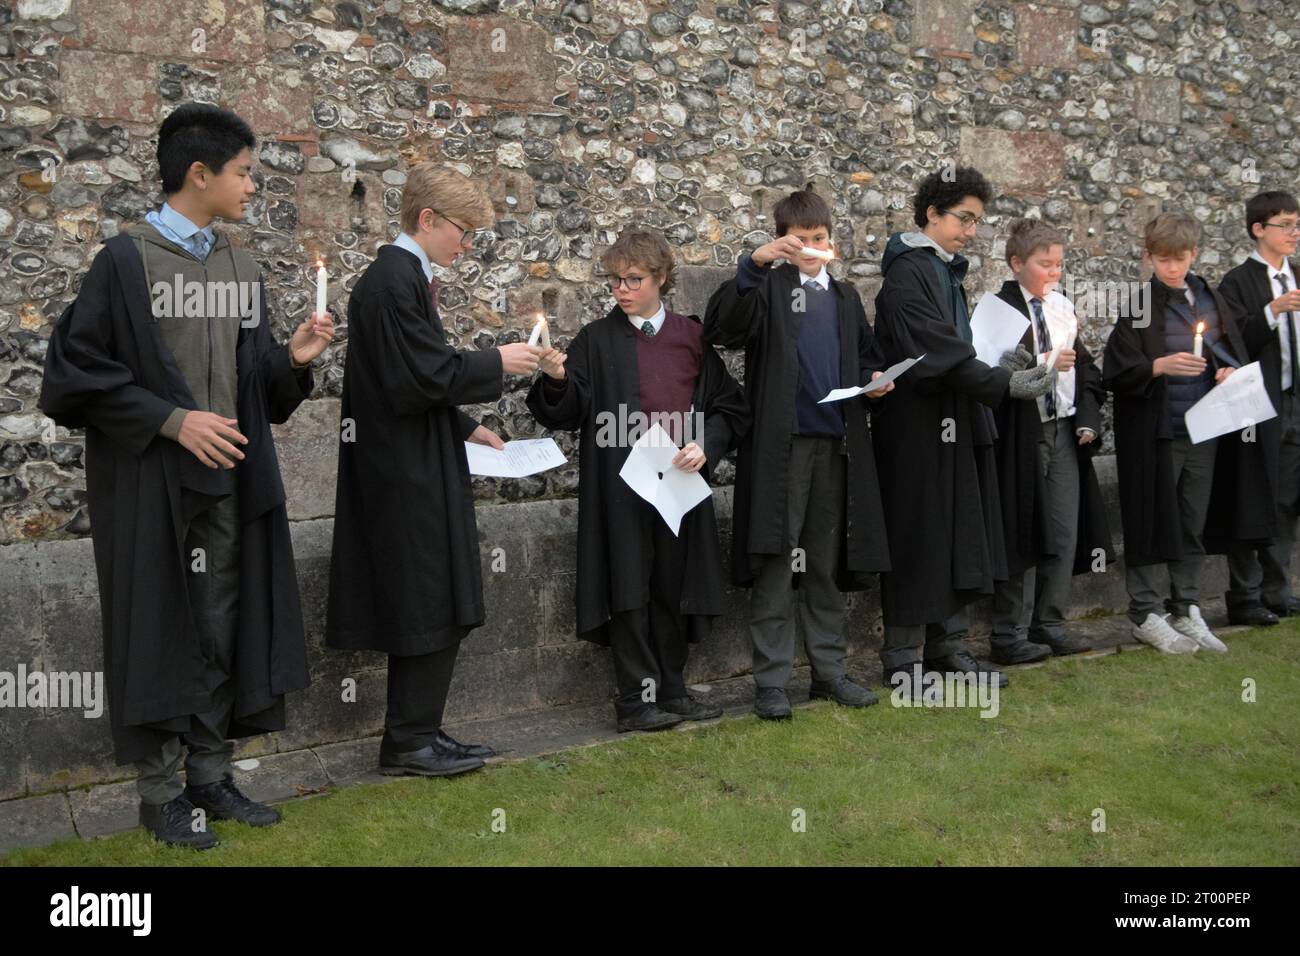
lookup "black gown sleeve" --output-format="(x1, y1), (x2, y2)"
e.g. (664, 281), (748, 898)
(359, 286), (503, 417)
(699, 346), (751, 474)
(703, 277), (766, 350)
(39, 248), (178, 456)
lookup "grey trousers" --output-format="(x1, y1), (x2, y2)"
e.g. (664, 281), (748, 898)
(880, 609), (970, 671)
(135, 492), (241, 805)
(1125, 434), (1218, 624)
(1227, 390), (1300, 610)
(749, 436), (847, 689)
(991, 418), (1080, 649)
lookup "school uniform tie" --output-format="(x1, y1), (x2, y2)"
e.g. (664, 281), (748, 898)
(189, 232), (211, 262)
(1030, 296), (1056, 418)
(1278, 272), (1298, 395)
(640, 320), (656, 336)
(428, 275), (439, 309)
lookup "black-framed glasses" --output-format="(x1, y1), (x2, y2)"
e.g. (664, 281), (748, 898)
(1262, 221), (1300, 236)
(431, 209), (492, 245)
(941, 210), (983, 229)
(608, 275), (645, 291)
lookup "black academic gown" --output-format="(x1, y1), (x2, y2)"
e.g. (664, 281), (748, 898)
(39, 234), (313, 764)
(869, 239), (1012, 626)
(703, 262), (890, 590)
(525, 308), (750, 645)
(1205, 258), (1297, 552)
(991, 281), (1114, 576)
(326, 244), (503, 656)
(1101, 276), (1262, 566)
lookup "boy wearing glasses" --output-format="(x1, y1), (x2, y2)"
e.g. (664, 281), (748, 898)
(328, 164), (543, 775)
(1103, 213), (1252, 654)
(871, 167), (1053, 691)
(704, 190), (891, 721)
(1216, 190), (1300, 624)
(527, 231), (750, 732)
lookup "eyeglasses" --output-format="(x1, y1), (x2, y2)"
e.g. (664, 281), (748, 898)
(1262, 221), (1300, 236)
(941, 210), (983, 229)
(608, 275), (645, 291)
(431, 209), (492, 246)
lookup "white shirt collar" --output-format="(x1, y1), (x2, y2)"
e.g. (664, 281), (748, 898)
(392, 232), (435, 283)
(628, 301), (667, 334)
(1250, 250), (1295, 285)
(800, 266), (830, 290)
(1019, 283), (1049, 310)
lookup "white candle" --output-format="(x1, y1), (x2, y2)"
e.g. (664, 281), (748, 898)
(799, 245), (834, 260)
(528, 313), (551, 349)
(1193, 321), (1204, 358)
(315, 259), (327, 319)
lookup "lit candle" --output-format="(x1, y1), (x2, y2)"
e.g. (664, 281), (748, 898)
(528, 312), (551, 349)
(1193, 321), (1204, 358)
(315, 258), (327, 319)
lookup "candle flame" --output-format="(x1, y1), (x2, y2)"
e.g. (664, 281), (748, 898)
(1195, 321), (1205, 334)
(316, 258), (324, 270)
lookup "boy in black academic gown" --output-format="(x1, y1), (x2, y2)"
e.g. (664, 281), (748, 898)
(527, 231), (750, 732)
(987, 218), (1112, 665)
(871, 167), (1054, 692)
(1215, 190), (1300, 625)
(704, 190), (892, 720)
(326, 164), (542, 775)
(988, 219), (1113, 665)
(39, 103), (334, 848)
(1102, 212), (1255, 654)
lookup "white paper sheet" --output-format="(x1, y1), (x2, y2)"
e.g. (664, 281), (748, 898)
(817, 354), (925, 404)
(465, 438), (567, 478)
(618, 423), (712, 535)
(1184, 361), (1278, 445)
(970, 292), (1031, 367)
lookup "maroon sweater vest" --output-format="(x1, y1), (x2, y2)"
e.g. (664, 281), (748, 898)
(636, 311), (703, 446)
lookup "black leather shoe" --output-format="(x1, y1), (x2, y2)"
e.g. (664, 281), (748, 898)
(185, 778), (282, 827)
(1263, 596), (1300, 618)
(809, 675), (878, 707)
(989, 640), (1053, 665)
(924, 649), (1009, 688)
(139, 796), (219, 849)
(434, 730), (495, 759)
(1227, 605), (1278, 627)
(659, 696), (724, 721)
(1029, 632), (1095, 656)
(379, 744), (484, 777)
(754, 687), (793, 720)
(616, 705), (685, 733)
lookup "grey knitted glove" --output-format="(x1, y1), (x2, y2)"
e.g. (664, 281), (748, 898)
(998, 345), (1034, 372)
(1008, 362), (1054, 399)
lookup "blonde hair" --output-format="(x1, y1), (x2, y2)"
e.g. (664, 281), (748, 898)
(400, 163), (494, 234)
(1144, 213), (1200, 257)
(1005, 218), (1065, 266)
(600, 229), (677, 296)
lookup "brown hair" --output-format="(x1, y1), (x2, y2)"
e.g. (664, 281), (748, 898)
(600, 229), (677, 296)
(399, 163), (494, 234)
(774, 189), (833, 238)
(1144, 212), (1200, 256)
(1005, 218), (1065, 266)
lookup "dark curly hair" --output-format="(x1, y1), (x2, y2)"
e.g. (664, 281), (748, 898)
(911, 165), (993, 228)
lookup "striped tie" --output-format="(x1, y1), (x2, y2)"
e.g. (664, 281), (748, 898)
(1031, 297), (1056, 417)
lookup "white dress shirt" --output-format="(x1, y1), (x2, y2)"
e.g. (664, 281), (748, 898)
(1250, 251), (1299, 391)
(628, 301), (667, 334)
(800, 265), (830, 291)
(1021, 285), (1078, 423)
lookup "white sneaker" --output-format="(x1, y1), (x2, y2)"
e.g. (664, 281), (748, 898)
(1132, 613), (1199, 654)
(1170, 605), (1228, 653)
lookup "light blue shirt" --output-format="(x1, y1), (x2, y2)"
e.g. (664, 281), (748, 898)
(392, 232), (434, 283)
(145, 202), (217, 261)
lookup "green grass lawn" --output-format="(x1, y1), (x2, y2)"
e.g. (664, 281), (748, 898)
(7, 623), (1298, 866)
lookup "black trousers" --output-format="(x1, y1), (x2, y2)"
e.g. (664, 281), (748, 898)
(608, 502), (690, 717)
(382, 641), (461, 752)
